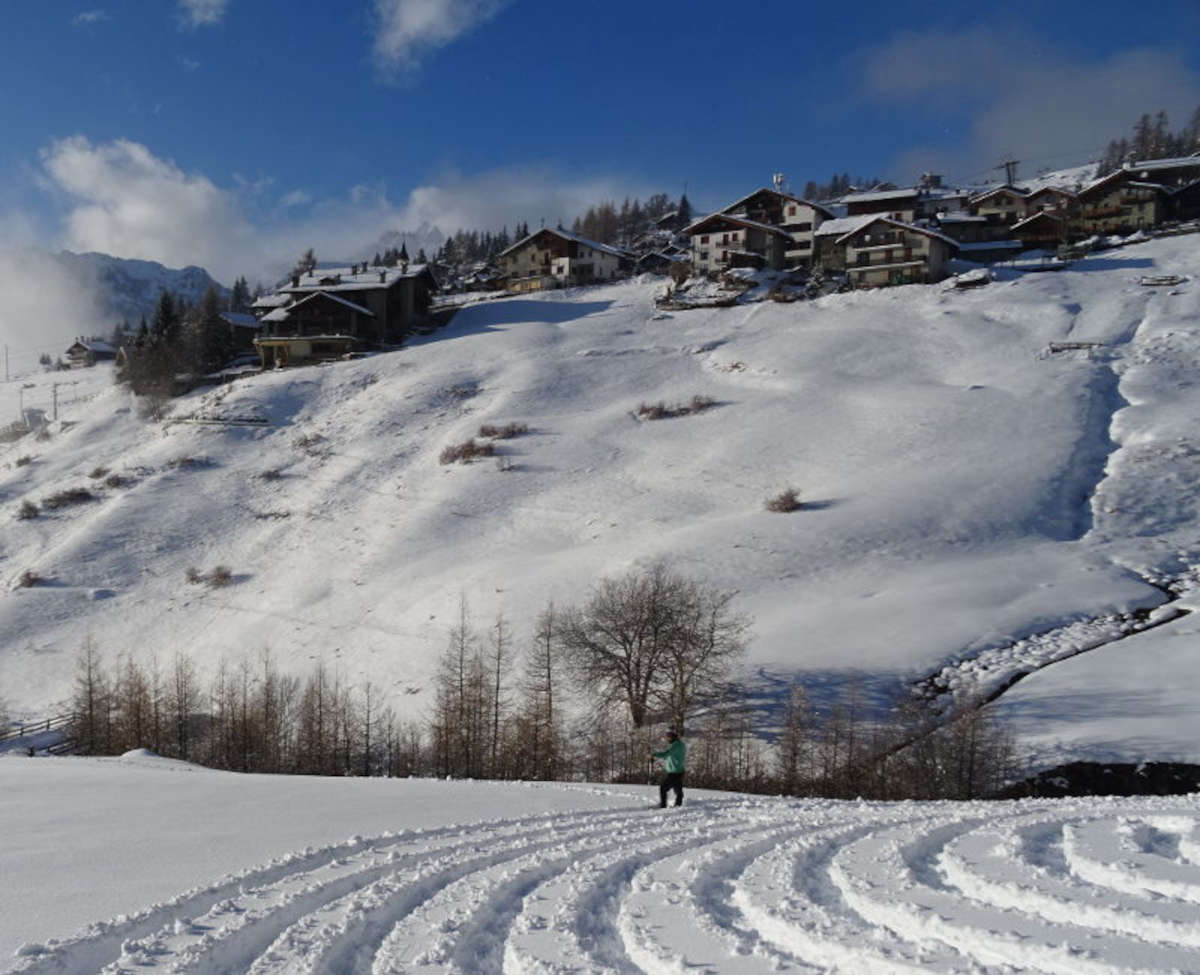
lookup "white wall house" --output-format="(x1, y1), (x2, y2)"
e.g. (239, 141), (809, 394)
(497, 228), (625, 292)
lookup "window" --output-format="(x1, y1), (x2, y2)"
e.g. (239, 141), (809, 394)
(699, 251), (708, 261)
(788, 205), (796, 216)
(857, 252), (870, 265)
(731, 232), (739, 241)
(788, 222), (812, 232)
(721, 234), (729, 244)
(721, 250), (728, 262)
(700, 235), (709, 244)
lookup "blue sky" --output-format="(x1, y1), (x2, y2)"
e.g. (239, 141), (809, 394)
(2, 0), (1199, 282)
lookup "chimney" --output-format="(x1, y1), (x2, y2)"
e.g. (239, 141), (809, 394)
(291, 274), (299, 287)
(379, 270), (386, 283)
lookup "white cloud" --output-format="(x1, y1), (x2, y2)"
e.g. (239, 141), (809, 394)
(0, 247), (109, 361)
(177, 0), (227, 28)
(370, 0), (509, 73)
(38, 136), (637, 287)
(279, 190), (312, 209)
(72, 9), (109, 26)
(859, 30), (1200, 183)
(40, 137), (252, 282)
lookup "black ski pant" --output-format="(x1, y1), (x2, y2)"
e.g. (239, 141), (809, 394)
(659, 771), (684, 808)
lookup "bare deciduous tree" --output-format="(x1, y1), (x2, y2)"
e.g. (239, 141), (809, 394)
(558, 562), (748, 731)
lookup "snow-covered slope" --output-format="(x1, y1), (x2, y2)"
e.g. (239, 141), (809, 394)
(2, 235), (1199, 765)
(4, 755), (1200, 973)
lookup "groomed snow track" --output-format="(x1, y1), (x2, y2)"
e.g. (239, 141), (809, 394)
(11, 794), (1200, 974)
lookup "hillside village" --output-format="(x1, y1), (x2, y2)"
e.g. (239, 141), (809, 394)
(48, 152), (1200, 379)
(224, 154), (1200, 369)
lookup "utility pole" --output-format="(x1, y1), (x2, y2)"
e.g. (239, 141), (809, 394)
(52, 383), (58, 422)
(997, 159), (1020, 186)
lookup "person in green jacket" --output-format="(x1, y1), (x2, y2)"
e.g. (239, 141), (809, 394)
(651, 728), (686, 808)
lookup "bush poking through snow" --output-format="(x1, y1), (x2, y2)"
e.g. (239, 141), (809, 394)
(258, 468), (284, 481)
(104, 473), (127, 489)
(293, 433), (324, 452)
(478, 422), (529, 439)
(165, 456), (210, 471)
(14, 455), (34, 467)
(42, 487), (95, 510)
(186, 566), (235, 587)
(16, 500), (39, 520)
(88, 466), (108, 479)
(636, 395), (717, 420)
(440, 439), (495, 465)
(0, 421), (27, 444)
(16, 569), (44, 588)
(765, 488), (803, 513)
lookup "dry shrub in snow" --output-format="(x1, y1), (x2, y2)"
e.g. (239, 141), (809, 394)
(88, 467), (109, 479)
(42, 487), (95, 510)
(765, 488), (803, 512)
(636, 395), (717, 420)
(478, 422), (529, 439)
(16, 500), (38, 520)
(165, 456), (210, 470)
(293, 433), (324, 451)
(14, 455), (34, 467)
(16, 569), (44, 588)
(0, 422), (27, 444)
(104, 473), (127, 489)
(186, 566), (235, 587)
(258, 468), (284, 481)
(440, 439), (495, 464)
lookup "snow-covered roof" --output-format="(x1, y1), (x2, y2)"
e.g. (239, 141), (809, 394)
(1011, 211), (1065, 231)
(719, 187), (836, 220)
(276, 291), (375, 317)
(970, 186), (1030, 204)
(684, 212), (792, 238)
(219, 312), (261, 329)
(839, 188), (919, 204)
(834, 216), (959, 249)
(68, 339), (115, 354)
(283, 264), (434, 294)
(252, 293), (291, 308)
(496, 228), (627, 260)
(813, 215), (878, 238)
(936, 213), (988, 224)
(957, 240), (1024, 251)
(1026, 186), (1076, 200)
(262, 307), (291, 323)
(1129, 155), (1200, 173)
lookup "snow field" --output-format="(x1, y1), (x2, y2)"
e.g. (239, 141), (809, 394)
(9, 786), (1200, 974)
(4, 235), (1200, 770)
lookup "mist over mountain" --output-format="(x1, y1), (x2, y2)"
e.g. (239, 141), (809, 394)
(52, 250), (226, 328)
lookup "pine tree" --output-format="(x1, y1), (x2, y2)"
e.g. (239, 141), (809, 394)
(229, 276), (251, 314)
(151, 290), (181, 343)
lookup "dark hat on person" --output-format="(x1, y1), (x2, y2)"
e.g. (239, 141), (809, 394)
(666, 727), (679, 739)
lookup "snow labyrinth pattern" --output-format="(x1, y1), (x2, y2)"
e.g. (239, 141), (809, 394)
(10, 795), (1200, 974)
